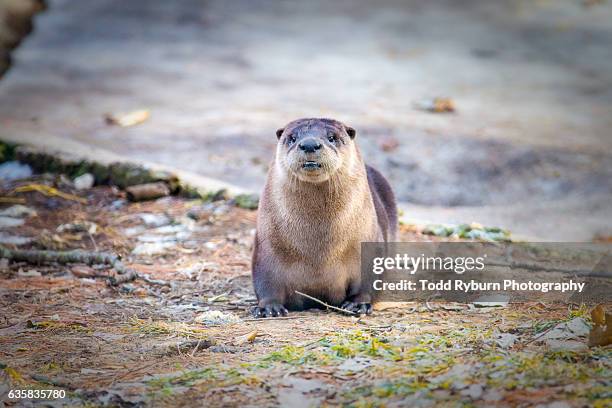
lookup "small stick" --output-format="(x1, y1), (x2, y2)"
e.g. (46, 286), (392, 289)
(87, 231), (99, 252)
(0, 245), (138, 286)
(107, 270), (138, 286)
(294, 290), (356, 315)
(111, 360), (165, 384)
(31, 374), (73, 389)
(190, 339), (203, 357)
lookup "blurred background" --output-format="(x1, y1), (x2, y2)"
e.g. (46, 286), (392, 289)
(1, 0), (611, 240)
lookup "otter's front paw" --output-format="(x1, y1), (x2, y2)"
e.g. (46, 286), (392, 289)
(341, 301), (372, 316)
(252, 303), (288, 318)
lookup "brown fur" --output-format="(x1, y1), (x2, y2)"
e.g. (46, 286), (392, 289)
(252, 118), (397, 316)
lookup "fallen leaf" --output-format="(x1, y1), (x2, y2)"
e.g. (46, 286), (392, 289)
(494, 332), (518, 349)
(13, 184), (87, 204)
(414, 97), (456, 113)
(588, 305), (612, 347)
(539, 317), (590, 341)
(105, 109), (150, 127)
(4, 366), (23, 383)
(235, 330), (258, 345)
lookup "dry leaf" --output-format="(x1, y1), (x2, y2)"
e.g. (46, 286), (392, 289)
(235, 330), (258, 345)
(588, 305), (612, 347)
(105, 109), (150, 127)
(414, 97), (456, 113)
(591, 304), (606, 325)
(432, 98), (455, 113)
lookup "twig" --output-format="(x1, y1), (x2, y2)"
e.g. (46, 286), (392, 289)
(0, 245), (137, 286)
(294, 290), (356, 315)
(87, 231), (98, 252)
(190, 339), (204, 357)
(140, 274), (171, 287)
(0, 197), (26, 204)
(522, 324), (557, 346)
(31, 374), (74, 389)
(0, 246), (119, 266)
(13, 183), (87, 204)
(112, 360), (165, 384)
(425, 293), (440, 312)
(108, 271), (138, 286)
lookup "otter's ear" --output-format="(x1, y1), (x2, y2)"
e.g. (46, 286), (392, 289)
(346, 126), (356, 139)
(276, 128), (285, 139)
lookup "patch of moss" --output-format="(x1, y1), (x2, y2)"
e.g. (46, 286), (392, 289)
(108, 163), (178, 189)
(0, 142), (17, 163)
(128, 317), (210, 339)
(423, 223), (511, 241)
(26, 320), (90, 333)
(233, 193), (259, 210)
(4, 366), (24, 383)
(148, 367), (217, 390)
(320, 331), (402, 361)
(262, 345), (323, 366)
(483, 349), (609, 389)
(147, 365), (260, 399)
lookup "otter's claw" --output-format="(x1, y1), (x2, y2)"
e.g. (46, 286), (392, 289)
(252, 303), (288, 318)
(341, 301), (372, 315)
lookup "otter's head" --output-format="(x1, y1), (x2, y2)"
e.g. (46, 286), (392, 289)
(275, 118), (356, 183)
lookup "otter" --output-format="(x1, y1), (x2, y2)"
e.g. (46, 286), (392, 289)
(252, 118), (397, 317)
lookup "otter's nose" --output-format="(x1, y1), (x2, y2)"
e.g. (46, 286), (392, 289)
(298, 139), (322, 153)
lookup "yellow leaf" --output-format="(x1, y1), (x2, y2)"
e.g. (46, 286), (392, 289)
(236, 330), (258, 345)
(4, 367), (23, 383)
(14, 184), (87, 204)
(591, 304), (606, 325)
(589, 305), (612, 347)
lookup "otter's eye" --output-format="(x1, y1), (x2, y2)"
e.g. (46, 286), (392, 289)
(287, 134), (296, 144)
(327, 132), (337, 143)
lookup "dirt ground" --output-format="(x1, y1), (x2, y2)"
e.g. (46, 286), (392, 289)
(0, 175), (610, 407)
(1, 0), (612, 240)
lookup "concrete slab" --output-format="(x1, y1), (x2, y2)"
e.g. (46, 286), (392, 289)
(1, 0), (611, 240)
